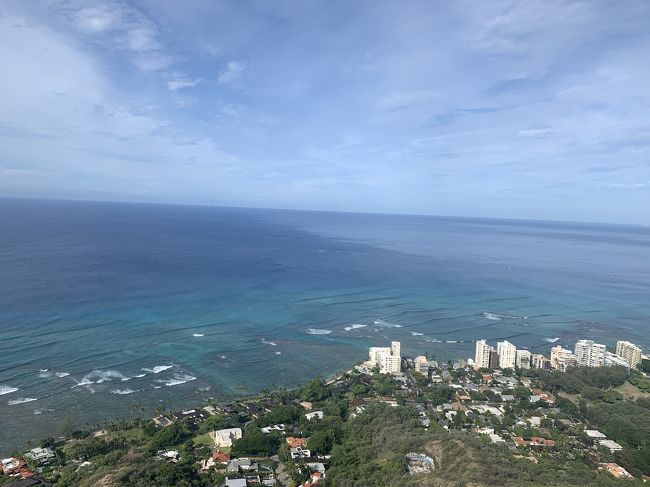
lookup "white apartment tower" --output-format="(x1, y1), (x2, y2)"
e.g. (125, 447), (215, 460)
(474, 340), (493, 370)
(574, 340), (606, 367)
(616, 341), (642, 369)
(367, 342), (401, 374)
(550, 345), (577, 371)
(516, 349), (531, 369)
(497, 340), (517, 369)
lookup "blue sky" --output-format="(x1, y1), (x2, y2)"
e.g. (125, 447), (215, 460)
(1, 1), (649, 224)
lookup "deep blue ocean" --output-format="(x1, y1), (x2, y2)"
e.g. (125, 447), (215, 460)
(1, 198), (649, 452)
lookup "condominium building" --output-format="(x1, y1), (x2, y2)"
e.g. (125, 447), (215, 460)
(604, 351), (629, 369)
(531, 354), (551, 370)
(615, 341), (642, 369)
(516, 349), (531, 369)
(367, 342), (401, 374)
(574, 340), (606, 367)
(414, 355), (429, 375)
(391, 341), (401, 358)
(497, 340), (517, 369)
(550, 346), (577, 371)
(474, 340), (493, 370)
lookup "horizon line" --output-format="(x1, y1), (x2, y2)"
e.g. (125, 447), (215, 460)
(1, 195), (648, 229)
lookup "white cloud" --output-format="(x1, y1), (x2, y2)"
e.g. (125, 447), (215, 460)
(518, 127), (552, 137)
(217, 60), (247, 85)
(379, 91), (437, 110)
(167, 77), (203, 91)
(76, 6), (121, 33)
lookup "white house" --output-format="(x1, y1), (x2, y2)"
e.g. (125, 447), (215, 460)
(212, 428), (243, 447)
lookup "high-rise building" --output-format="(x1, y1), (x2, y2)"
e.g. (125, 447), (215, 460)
(615, 341), (642, 369)
(414, 356), (429, 375)
(516, 350), (531, 369)
(489, 348), (500, 369)
(474, 340), (493, 370)
(574, 340), (606, 367)
(497, 340), (516, 369)
(550, 346), (577, 371)
(367, 342), (401, 374)
(604, 351), (629, 369)
(531, 353), (550, 370)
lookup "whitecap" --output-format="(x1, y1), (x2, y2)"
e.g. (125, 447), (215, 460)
(411, 332), (424, 336)
(157, 374), (197, 387)
(72, 369), (129, 388)
(8, 397), (38, 405)
(142, 365), (174, 374)
(306, 328), (332, 335)
(482, 312), (502, 321)
(34, 410), (42, 415)
(344, 324), (367, 331)
(218, 355), (227, 359)
(275, 351), (282, 355)
(261, 338), (277, 346)
(133, 373), (146, 378)
(111, 389), (136, 395)
(192, 333), (205, 337)
(38, 369), (51, 378)
(446, 340), (457, 343)
(0, 386), (19, 396)
(544, 337), (561, 343)
(373, 319), (402, 328)
(55, 372), (70, 378)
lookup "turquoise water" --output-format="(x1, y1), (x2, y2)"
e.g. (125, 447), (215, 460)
(0, 199), (649, 452)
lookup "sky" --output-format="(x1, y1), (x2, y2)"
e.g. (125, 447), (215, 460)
(1, 1), (649, 224)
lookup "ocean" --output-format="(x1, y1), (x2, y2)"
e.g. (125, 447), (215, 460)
(1, 198), (649, 452)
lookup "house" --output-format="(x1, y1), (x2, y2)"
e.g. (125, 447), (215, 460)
(153, 415), (173, 427)
(24, 448), (55, 465)
(261, 424), (285, 434)
(157, 450), (179, 462)
(299, 401), (313, 410)
(223, 478), (247, 487)
(599, 463), (634, 479)
(226, 458), (253, 474)
(290, 447), (311, 459)
(286, 437), (308, 448)
(213, 451), (231, 463)
(501, 394), (515, 402)
(2, 457), (26, 475)
(599, 440), (623, 452)
(513, 437), (555, 448)
(530, 389), (555, 403)
(212, 428), (243, 447)
(584, 429), (606, 439)
(305, 411), (324, 421)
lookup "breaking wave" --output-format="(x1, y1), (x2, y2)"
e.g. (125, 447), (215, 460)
(0, 386), (19, 395)
(192, 333), (205, 337)
(343, 324), (367, 331)
(411, 332), (424, 336)
(111, 389), (136, 395)
(545, 337), (561, 343)
(373, 319), (402, 328)
(157, 374), (196, 387)
(8, 397), (38, 405)
(306, 328), (332, 335)
(142, 365), (174, 374)
(261, 338), (277, 346)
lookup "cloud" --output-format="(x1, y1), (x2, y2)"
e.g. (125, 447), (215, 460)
(75, 6), (121, 33)
(217, 60), (247, 85)
(379, 91), (437, 110)
(518, 127), (553, 137)
(167, 77), (202, 91)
